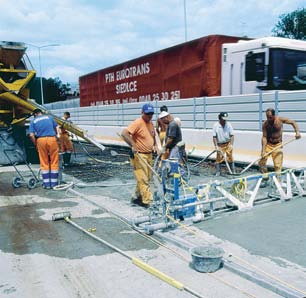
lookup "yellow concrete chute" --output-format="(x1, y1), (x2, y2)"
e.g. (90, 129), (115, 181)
(0, 41), (35, 93)
(0, 41), (105, 151)
(0, 91), (105, 151)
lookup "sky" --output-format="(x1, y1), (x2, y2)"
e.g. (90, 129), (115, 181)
(1, 0), (304, 84)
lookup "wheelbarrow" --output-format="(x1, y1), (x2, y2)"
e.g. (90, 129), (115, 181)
(4, 149), (40, 189)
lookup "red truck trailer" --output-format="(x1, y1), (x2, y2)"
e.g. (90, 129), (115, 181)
(79, 34), (306, 106)
(79, 35), (242, 106)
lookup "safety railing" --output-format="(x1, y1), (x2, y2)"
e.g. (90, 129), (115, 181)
(49, 90), (306, 133)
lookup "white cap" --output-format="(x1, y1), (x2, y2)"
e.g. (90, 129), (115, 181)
(158, 111), (169, 119)
(174, 117), (181, 126)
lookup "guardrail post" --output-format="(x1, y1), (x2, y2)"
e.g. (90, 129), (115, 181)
(259, 92), (263, 131)
(193, 97), (196, 128)
(274, 91), (279, 115)
(203, 96), (206, 129)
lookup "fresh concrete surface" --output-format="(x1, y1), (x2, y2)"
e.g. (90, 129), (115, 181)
(83, 125), (306, 169)
(1, 162), (306, 298)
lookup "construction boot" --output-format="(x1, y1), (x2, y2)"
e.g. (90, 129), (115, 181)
(215, 164), (221, 176)
(66, 153), (71, 166)
(230, 162), (236, 174)
(260, 178), (269, 188)
(63, 153), (71, 166)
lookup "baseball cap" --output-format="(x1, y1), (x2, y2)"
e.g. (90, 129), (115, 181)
(158, 111), (169, 119)
(219, 112), (228, 120)
(142, 103), (154, 114)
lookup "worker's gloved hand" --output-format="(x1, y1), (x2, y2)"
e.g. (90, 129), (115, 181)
(228, 144), (233, 151)
(160, 146), (166, 154)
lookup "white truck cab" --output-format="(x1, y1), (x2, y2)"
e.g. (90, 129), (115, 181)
(221, 37), (306, 95)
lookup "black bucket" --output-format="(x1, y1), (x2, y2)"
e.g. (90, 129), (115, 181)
(190, 246), (224, 273)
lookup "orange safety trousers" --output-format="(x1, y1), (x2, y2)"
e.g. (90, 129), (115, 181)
(36, 136), (59, 188)
(59, 133), (73, 153)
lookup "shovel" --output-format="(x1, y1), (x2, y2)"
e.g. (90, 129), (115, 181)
(239, 138), (297, 175)
(110, 150), (130, 157)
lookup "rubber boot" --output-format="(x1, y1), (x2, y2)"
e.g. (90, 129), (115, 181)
(65, 153), (71, 166)
(63, 153), (68, 166)
(215, 164), (221, 176)
(63, 153), (71, 166)
(230, 162), (236, 174)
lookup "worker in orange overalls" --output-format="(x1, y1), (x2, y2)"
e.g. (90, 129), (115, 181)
(58, 111), (74, 167)
(29, 109), (59, 189)
(121, 103), (158, 208)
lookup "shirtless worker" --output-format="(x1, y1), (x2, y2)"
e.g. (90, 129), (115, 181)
(258, 108), (301, 186)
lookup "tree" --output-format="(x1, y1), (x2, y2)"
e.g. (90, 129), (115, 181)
(29, 77), (68, 104)
(272, 8), (306, 40)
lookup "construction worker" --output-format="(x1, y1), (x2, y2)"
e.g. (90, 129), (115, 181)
(213, 112), (235, 176)
(258, 108), (301, 185)
(29, 109), (59, 189)
(58, 111), (74, 167)
(159, 111), (183, 160)
(156, 105), (168, 146)
(121, 103), (157, 208)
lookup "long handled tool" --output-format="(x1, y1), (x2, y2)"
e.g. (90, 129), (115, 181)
(239, 138), (297, 175)
(52, 212), (205, 298)
(191, 149), (216, 168)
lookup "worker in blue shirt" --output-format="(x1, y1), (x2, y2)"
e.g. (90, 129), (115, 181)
(29, 109), (59, 189)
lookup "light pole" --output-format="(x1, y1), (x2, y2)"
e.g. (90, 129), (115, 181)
(184, 0), (187, 42)
(27, 43), (60, 105)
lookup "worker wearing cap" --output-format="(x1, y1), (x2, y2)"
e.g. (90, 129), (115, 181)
(121, 103), (157, 208)
(213, 112), (235, 176)
(29, 109), (59, 189)
(159, 111), (183, 160)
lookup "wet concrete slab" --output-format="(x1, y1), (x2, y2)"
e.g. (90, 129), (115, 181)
(196, 197), (306, 268)
(1, 152), (306, 298)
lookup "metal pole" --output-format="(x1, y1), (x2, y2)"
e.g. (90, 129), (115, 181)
(184, 0), (187, 41)
(38, 47), (44, 105)
(26, 43), (60, 105)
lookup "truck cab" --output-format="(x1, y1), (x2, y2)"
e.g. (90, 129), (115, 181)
(221, 37), (306, 95)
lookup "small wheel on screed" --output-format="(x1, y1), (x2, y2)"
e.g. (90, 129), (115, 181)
(27, 177), (37, 189)
(12, 177), (22, 188)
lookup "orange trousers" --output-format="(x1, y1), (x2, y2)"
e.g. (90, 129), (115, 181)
(59, 133), (73, 153)
(36, 136), (59, 187)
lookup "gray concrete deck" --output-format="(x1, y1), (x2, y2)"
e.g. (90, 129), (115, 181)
(1, 154), (306, 298)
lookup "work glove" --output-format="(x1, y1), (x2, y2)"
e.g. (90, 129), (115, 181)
(160, 146), (166, 154)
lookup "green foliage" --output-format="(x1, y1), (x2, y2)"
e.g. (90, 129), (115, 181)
(272, 8), (306, 40)
(29, 77), (70, 104)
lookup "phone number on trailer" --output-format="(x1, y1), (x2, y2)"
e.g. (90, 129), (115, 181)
(139, 90), (181, 102)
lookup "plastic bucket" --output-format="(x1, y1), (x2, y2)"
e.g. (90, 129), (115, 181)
(190, 246), (224, 273)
